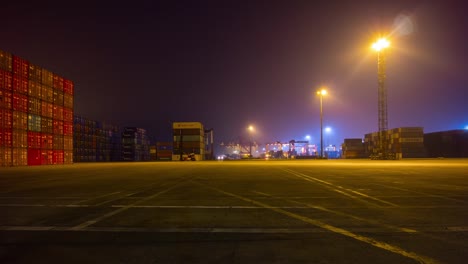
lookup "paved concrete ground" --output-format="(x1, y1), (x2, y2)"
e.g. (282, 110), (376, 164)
(0, 159), (467, 263)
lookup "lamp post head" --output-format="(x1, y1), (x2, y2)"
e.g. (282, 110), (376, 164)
(317, 89), (327, 96)
(372, 38), (390, 52)
(248, 125), (254, 132)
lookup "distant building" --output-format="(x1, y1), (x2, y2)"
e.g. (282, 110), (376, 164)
(172, 122), (205, 161)
(122, 127), (150, 161)
(424, 130), (468, 158)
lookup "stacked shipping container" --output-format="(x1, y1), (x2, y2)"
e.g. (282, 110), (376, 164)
(341, 138), (365, 159)
(424, 130), (468, 158)
(364, 127), (426, 158)
(122, 127), (150, 161)
(156, 142), (173, 161)
(73, 115), (122, 162)
(173, 122), (205, 161)
(1, 49), (73, 166)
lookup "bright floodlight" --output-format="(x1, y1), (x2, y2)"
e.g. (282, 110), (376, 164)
(372, 38), (390, 52)
(325, 127), (332, 133)
(248, 125), (254, 132)
(317, 89), (327, 95)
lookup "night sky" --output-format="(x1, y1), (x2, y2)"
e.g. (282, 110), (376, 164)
(2, 0), (467, 146)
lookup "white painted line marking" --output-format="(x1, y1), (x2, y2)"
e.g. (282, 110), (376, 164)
(193, 180), (440, 264)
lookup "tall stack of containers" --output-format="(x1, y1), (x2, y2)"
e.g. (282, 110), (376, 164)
(172, 122), (205, 161)
(341, 138), (365, 159)
(73, 115), (122, 162)
(364, 127), (426, 159)
(0, 49), (73, 166)
(122, 127), (150, 161)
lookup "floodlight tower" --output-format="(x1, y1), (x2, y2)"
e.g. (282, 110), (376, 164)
(372, 38), (390, 158)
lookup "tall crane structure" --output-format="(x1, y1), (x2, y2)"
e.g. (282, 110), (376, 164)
(372, 38), (393, 159)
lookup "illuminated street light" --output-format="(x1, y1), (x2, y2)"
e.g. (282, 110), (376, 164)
(371, 38), (390, 52)
(316, 88), (327, 158)
(247, 125), (255, 158)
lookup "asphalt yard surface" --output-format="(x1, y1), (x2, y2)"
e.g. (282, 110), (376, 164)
(0, 159), (467, 263)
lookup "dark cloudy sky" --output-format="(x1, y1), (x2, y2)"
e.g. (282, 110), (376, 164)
(2, 0), (467, 146)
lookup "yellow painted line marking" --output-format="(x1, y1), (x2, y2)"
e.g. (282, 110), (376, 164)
(283, 169), (399, 207)
(193, 180), (439, 264)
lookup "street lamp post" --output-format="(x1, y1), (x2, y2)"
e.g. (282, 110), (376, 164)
(317, 89), (327, 158)
(248, 125), (254, 158)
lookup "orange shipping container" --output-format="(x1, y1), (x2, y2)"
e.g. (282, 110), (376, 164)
(41, 117), (53, 134)
(28, 97), (42, 115)
(64, 93), (73, 109)
(64, 150), (73, 164)
(42, 85), (53, 103)
(53, 135), (63, 149)
(12, 147), (27, 166)
(0, 109), (13, 128)
(0, 147), (12, 166)
(41, 69), (53, 87)
(28, 81), (42, 99)
(64, 135), (73, 150)
(41, 101), (53, 118)
(28, 64), (42, 81)
(13, 111), (27, 130)
(12, 129), (27, 148)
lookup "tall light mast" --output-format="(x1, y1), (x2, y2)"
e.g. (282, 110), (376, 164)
(372, 38), (390, 158)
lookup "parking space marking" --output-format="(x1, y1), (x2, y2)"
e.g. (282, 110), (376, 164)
(282, 168), (399, 207)
(192, 180), (440, 264)
(250, 190), (418, 234)
(70, 178), (191, 230)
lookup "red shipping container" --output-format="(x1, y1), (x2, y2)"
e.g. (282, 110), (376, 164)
(53, 150), (64, 165)
(0, 108), (13, 128)
(27, 131), (42, 149)
(41, 150), (53, 165)
(63, 108), (73, 122)
(0, 128), (13, 147)
(53, 105), (63, 120)
(53, 120), (64, 134)
(27, 148), (41, 166)
(63, 79), (74, 95)
(1, 69), (13, 90)
(4, 71), (12, 90)
(12, 56), (29, 77)
(53, 74), (64, 91)
(12, 93), (28, 112)
(0, 89), (12, 109)
(63, 121), (73, 136)
(13, 75), (28, 94)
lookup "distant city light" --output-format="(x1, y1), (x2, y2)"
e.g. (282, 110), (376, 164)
(465, 125), (468, 130)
